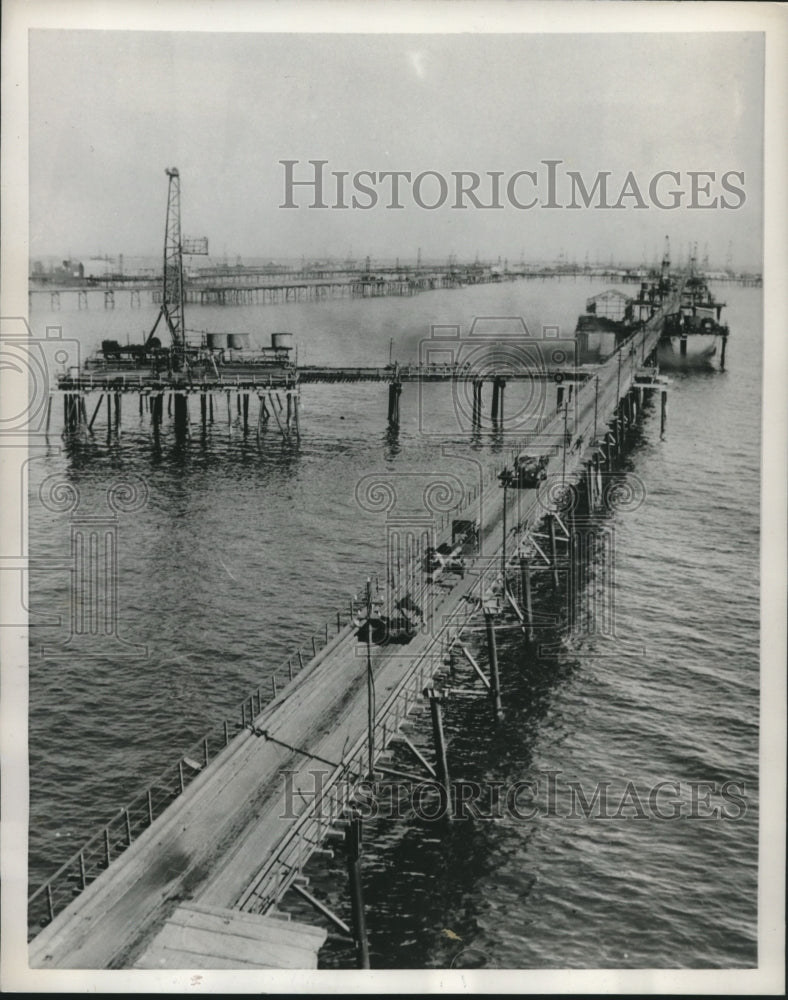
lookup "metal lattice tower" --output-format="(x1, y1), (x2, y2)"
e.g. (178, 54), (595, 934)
(145, 168), (207, 367)
(162, 168), (186, 357)
(661, 235), (671, 276)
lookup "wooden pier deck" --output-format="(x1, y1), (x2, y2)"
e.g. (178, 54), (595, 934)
(136, 904), (326, 970)
(29, 299), (675, 969)
(55, 362), (591, 393)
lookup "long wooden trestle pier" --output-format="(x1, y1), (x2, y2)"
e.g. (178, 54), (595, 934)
(29, 268), (518, 311)
(50, 359), (599, 447)
(29, 298), (675, 969)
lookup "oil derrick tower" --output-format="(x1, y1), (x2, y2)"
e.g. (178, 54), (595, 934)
(725, 240), (734, 275)
(144, 168), (208, 369)
(659, 235), (671, 293)
(689, 241), (698, 276)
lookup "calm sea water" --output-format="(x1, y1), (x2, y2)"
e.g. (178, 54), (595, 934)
(27, 277), (760, 968)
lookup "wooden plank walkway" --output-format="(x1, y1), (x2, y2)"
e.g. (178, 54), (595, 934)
(55, 363), (592, 393)
(134, 903), (326, 970)
(28, 509), (494, 969)
(29, 302), (673, 970)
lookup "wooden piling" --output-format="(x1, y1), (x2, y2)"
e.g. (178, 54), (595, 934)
(490, 378), (500, 424)
(364, 583), (376, 780)
(173, 393), (188, 436)
(519, 555), (534, 643)
(242, 394), (250, 433)
(720, 336), (728, 371)
(472, 379), (482, 427)
(549, 514), (560, 591)
(428, 689), (452, 811)
(387, 381), (401, 425)
(154, 394), (164, 430)
(293, 393), (300, 439)
(501, 479), (509, 584)
(484, 611), (503, 718)
(65, 394), (77, 429)
(660, 389), (668, 436)
(269, 392), (288, 439)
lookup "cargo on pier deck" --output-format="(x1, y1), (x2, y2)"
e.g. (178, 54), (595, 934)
(29, 291), (676, 970)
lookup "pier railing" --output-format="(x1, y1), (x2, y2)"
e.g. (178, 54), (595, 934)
(27, 607), (360, 935)
(29, 301), (672, 936)
(27, 433), (531, 937)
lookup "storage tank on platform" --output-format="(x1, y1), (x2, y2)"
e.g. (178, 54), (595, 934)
(271, 332), (293, 352)
(206, 333), (229, 350)
(228, 333), (250, 350)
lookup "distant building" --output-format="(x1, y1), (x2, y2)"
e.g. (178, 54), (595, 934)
(82, 257), (113, 279)
(47, 259), (84, 282)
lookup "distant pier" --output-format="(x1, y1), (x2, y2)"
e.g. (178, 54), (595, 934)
(28, 265), (520, 311)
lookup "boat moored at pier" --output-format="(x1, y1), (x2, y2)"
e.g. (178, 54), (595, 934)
(657, 269), (729, 368)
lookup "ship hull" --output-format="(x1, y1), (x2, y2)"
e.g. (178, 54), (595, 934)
(657, 333), (719, 369)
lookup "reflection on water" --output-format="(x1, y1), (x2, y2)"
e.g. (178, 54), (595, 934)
(27, 279), (760, 967)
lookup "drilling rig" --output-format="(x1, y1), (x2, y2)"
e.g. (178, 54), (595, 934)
(94, 168), (296, 376)
(143, 167), (208, 370)
(658, 235), (672, 296)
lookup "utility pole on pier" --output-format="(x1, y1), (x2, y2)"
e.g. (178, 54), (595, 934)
(365, 579), (375, 779)
(352, 580), (383, 779)
(498, 467), (516, 587)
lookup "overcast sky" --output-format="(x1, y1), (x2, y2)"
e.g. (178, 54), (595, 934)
(29, 30), (764, 267)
